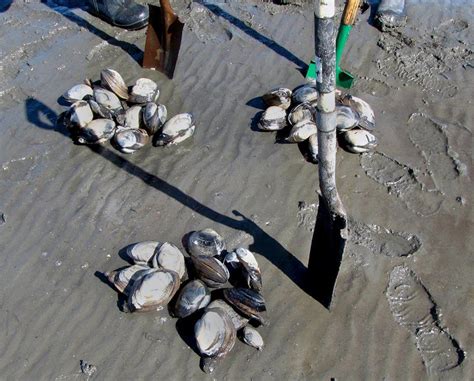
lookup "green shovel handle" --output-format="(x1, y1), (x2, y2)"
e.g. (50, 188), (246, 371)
(336, 24), (352, 68)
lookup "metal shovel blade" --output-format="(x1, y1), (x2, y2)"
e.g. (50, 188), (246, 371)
(142, 1), (184, 79)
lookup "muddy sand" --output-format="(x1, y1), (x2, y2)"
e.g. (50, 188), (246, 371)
(0, 0), (472, 379)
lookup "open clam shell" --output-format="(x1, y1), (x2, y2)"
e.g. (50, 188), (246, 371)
(239, 326), (264, 351)
(143, 102), (167, 135)
(125, 241), (163, 265)
(258, 106), (287, 131)
(339, 129), (378, 153)
(93, 87), (123, 112)
(223, 288), (267, 325)
(262, 88), (292, 110)
(100, 69), (128, 100)
(154, 113), (195, 146)
(292, 84), (318, 106)
(337, 94), (375, 131)
(206, 299), (249, 330)
(234, 248), (262, 292)
(127, 269), (180, 312)
(150, 242), (186, 280)
(187, 228), (225, 257)
(128, 78), (159, 104)
(192, 255), (230, 288)
(63, 84), (93, 102)
(173, 279), (211, 318)
(288, 102), (315, 126)
(336, 105), (360, 132)
(286, 120), (317, 143)
(194, 308), (237, 359)
(106, 264), (152, 294)
(76, 118), (116, 145)
(113, 128), (149, 154)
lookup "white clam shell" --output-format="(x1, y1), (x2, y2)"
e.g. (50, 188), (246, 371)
(206, 300), (249, 330)
(307, 133), (319, 163)
(154, 113), (195, 146)
(286, 120), (317, 143)
(188, 228), (225, 257)
(93, 87), (122, 111)
(336, 105), (359, 131)
(128, 78), (159, 104)
(77, 118), (116, 144)
(240, 326), (264, 350)
(338, 94), (375, 130)
(288, 102), (315, 126)
(113, 128), (149, 154)
(64, 84), (93, 102)
(174, 280), (211, 318)
(194, 309), (236, 358)
(292, 85), (318, 105)
(340, 129), (378, 153)
(125, 241), (163, 265)
(127, 269), (180, 312)
(151, 242), (186, 279)
(106, 264), (152, 294)
(258, 106), (287, 131)
(69, 100), (93, 128)
(123, 105), (143, 129)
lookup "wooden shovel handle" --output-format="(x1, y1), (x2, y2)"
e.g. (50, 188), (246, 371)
(342, 0), (361, 26)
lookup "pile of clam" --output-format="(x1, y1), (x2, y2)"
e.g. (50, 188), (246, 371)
(62, 69), (195, 153)
(105, 228), (266, 374)
(258, 84), (378, 162)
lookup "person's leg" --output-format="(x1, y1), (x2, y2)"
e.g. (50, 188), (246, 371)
(88, 0), (148, 30)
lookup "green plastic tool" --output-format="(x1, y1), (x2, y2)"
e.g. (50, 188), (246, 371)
(306, 0), (361, 89)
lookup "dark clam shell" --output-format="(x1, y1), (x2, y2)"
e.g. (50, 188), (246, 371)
(187, 228), (225, 257)
(173, 280), (211, 318)
(192, 255), (229, 288)
(262, 88), (292, 109)
(223, 288), (266, 325)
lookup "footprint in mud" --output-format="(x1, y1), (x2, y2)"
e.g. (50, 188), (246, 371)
(408, 113), (467, 195)
(360, 152), (444, 216)
(349, 220), (421, 257)
(386, 266), (464, 373)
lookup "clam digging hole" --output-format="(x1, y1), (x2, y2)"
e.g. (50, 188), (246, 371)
(386, 266), (464, 373)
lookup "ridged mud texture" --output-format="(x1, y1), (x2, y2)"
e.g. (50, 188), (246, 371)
(386, 266), (464, 373)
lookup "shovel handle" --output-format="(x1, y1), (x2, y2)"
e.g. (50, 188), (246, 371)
(342, 0), (361, 26)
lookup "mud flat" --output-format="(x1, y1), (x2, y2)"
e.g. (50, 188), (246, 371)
(0, 0), (472, 380)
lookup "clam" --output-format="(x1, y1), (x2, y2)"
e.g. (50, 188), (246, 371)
(100, 68), (128, 100)
(234, 248), (262, 292)
(76, 118), (116, 144)
(206, 299), (249, 330)
(192, 255), (230, 288)
(154, 113), (195, 146)
(223, 288), (266, 325)
(194, 308), (236, 358)
(127, 269), (180, 312)
(67, 100), (93, 129)
(339, 129), (378, 153)
(173, 280), (211, 318)
(116, 105), (143, 129)
(88, 98), (115, 119)
(239, 326), (264, 351)
(286, 120), (317, 143)
(105, 264), (151, 294)
(128, 78), (159, 104)
(63, 84), (93, 102)
(125, 241), (163, 265)
(143, 102), (167, 135)
(187, 228), (225, 257)
(307, 133), (319, 163)
(223, 251), (240, 270)
(336, 105), (360, 132)
(113, 128), (149, 154)
(150, 242), (186, 280)
(258, 106), (287, 131)
(262, 88), (292, 110)
(288, 102), (315, 126)
(337, 94), (375, 130)
(292, 85), (318, 105)
(93, 87), (123, 112)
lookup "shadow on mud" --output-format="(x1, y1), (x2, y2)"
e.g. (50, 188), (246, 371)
(25, 97), (333, 307)
(40, 0), (143, 64)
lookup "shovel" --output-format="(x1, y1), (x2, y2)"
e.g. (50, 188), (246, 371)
(306, 0), (361, 89)
(142, 0), (184, 79)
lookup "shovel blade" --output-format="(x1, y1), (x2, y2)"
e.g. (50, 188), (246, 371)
(307, 197), (347, 309)
(336, 67), (355, 89)
(143, 2), (184, 79)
